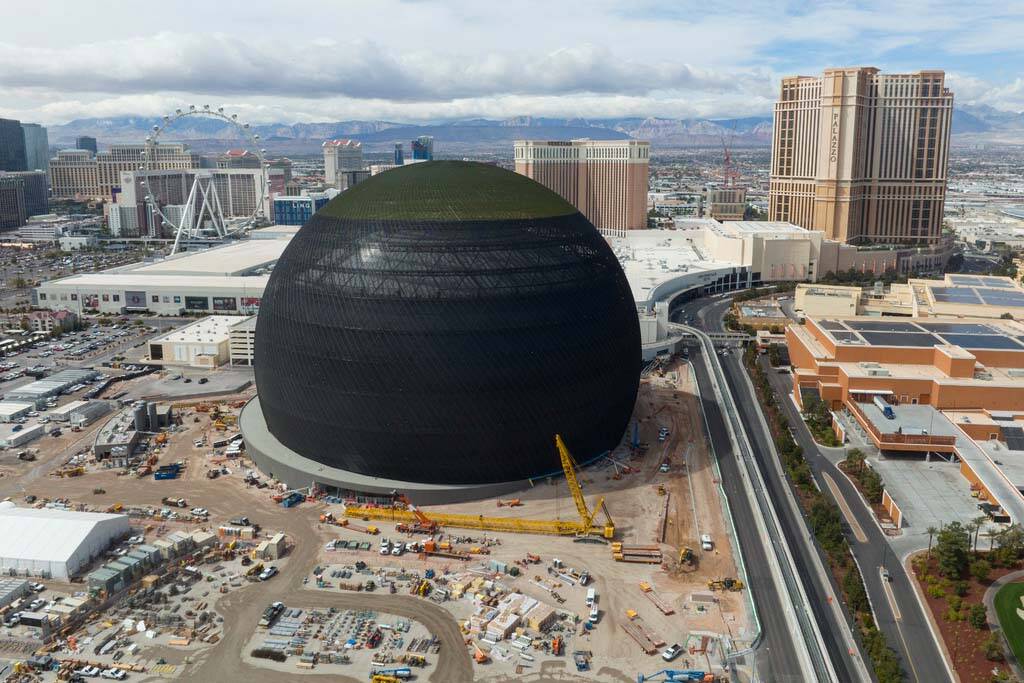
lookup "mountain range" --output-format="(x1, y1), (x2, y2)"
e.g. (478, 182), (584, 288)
(46, 105), (1023, 153)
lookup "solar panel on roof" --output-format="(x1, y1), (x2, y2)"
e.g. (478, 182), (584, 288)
(978, 290), (1024, 307)
(931, 287), (983, 304)
(830, 331), (862, 342)
(1004, 427), (1024, 451)
(938, 334), (1024, 350)
(860, 331), (940, 347)
(845, 320), (919, 332)
(818, 320), (848, 330)
(949, 275), (983, 286)
(917, 322), (993, 335)
(976, 276), (1014, 288)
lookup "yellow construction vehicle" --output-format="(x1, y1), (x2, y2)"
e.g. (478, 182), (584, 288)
(344, 434), (614, 538)
(371, 676), (400, 683)
(707, 577), (744, 591)
(679, 546), (697, 571)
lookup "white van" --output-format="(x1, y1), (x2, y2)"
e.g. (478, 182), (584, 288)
(588, 607), (599, 624)
(700, 533), (713, 551)
(585, 588), (596, 607)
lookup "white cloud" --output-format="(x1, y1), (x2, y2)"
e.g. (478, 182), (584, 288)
(0, 0), (1021, 125)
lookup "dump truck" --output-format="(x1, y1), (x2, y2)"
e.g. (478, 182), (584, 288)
(162, 497), (187, 508)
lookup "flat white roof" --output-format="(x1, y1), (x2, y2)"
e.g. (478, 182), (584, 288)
(720, 221), (810, 235)
(609, 229), (737, 305)
(0, 506), (129, 565)
(42, 273), (270, 291)
(127, 239), (288, 277)
(153, 315), (249, 345)
(0, 401), (34, 416)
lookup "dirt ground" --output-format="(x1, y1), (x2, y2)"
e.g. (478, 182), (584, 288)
(2, 357), (750, 682)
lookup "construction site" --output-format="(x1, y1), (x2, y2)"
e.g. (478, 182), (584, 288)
(0, 351), (748, 683)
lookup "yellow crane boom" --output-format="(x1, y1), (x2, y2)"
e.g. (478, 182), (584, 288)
(344, 434), (615, 538)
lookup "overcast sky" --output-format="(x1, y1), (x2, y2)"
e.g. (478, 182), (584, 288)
(2, 0), (1022, 125)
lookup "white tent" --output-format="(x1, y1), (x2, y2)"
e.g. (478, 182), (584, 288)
(0, 506), (130, 579)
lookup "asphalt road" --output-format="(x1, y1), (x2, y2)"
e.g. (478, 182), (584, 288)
(761, 357), (951, 683)
(682, 293), (952, 682)
(679, 296), (862, 682)
(686, 344), (806, 682)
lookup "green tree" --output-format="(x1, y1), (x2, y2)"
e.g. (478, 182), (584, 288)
(970, 559), (991, 583)
(860, 468), (884, 504)
(995, 524), (1024, 566)
(969, 603), (988, 629)
(842, 567), (869, 614)
(808, 500), (845, 556)
(935, 521), (970, 578)
(845, 448), (866, 476)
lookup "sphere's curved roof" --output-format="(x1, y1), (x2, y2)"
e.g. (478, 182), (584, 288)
(319, 160), (577, 221)
(254, 161), (640, 486)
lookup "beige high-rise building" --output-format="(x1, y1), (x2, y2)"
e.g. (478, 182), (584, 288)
(705, 187), (748, 221)
(49, 143), (198, 200)
(323, 139), (363, 188)
(514, 139), (649, 237)
(769, 67), (953, 245)
(49, 150), (100, 199)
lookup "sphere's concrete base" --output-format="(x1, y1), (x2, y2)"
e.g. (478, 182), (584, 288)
(240, 397), (533, 505)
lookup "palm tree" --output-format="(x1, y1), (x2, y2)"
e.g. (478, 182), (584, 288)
(985, 527), (1001, 552)
(926, 525), (939, 558)
(965, 520), (980, 560)
(973, 515), (990, 554)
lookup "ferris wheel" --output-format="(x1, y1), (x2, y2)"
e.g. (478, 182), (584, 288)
(141, 104), (269, 254)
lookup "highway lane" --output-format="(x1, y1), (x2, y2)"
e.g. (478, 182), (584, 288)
(687, 345), (805, 681)
(683, 292), (951, 682)
(762, 357), (952, 683)
(717, 344), (859, 682)
(679, 296), (863, 682)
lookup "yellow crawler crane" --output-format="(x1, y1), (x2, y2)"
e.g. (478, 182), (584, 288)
(344, 434), (615, 538)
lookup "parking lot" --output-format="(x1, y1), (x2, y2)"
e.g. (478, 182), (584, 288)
(0, 246), (146, 311)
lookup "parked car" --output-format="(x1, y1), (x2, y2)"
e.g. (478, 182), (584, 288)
(190, 507), (208, 517)
(259, 566), (278, 581)
(662, 643), (683, 662)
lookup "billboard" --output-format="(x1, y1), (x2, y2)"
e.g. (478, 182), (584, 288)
(184, 296), (209, 310)
(125, 291), (147, 308)
(213, 297), (237, 311)
(83, 295), (98, 309)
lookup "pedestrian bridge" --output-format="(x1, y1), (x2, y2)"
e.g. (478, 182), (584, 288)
(666, 324), (753, 346)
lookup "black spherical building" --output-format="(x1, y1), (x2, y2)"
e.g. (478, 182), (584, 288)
(254, 161), (640, 486)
